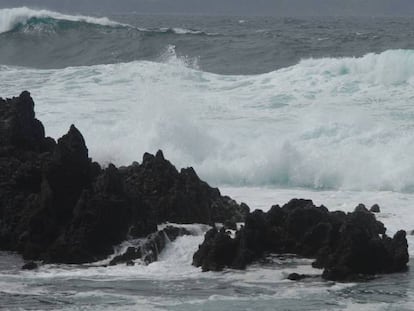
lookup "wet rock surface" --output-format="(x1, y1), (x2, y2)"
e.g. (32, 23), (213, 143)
(0, 92), (409, 282)
(0, 92), (249, 264)
(193, 199), (409, 281)
(287, 273), (309, 281)
(109, 226), (191, 266)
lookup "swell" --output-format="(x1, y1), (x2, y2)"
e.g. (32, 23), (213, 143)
(1, 50), (414, 192)
(0, 7), (214, 36)
(0, 8), (215, 69)
(0, 7), (126, 34)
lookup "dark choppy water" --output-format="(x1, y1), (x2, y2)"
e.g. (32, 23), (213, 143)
(2, 9), (414, 74)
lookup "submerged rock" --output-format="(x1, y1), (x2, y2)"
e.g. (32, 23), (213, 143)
(22, 261), (38, 270)
(0, 92), (249, 264)
(193, 199), (409, 282)
(109, 226), (191, 266)
(126, 260), (135, 266)
(287, 273), (309, 281)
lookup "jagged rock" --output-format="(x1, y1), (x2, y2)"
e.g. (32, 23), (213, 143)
(192, 227), (239, 271)
(0, 92), (248, 264)
(120, 151), (249, 225)
(354, 203), (368, 213)
(2, 92), (408, 282)
(193, 200), (409, 282)
(370, 204), (381, 213)
(0, 91), (51, 154)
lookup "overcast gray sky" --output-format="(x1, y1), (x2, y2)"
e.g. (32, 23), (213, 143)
(1, 0), (414, 16)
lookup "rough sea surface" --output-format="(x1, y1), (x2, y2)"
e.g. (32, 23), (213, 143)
(1, 7), (414, 310)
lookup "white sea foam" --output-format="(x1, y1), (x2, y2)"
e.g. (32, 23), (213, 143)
(0, 7), (127, 34)
(23, 234), (205, 281)
(0, 210), (409, 309)
(1, 49), (414, 192)
(160, 27), (205, 35)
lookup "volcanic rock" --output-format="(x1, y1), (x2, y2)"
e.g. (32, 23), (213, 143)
(193, 199), (409, 281)
(370, 204), (381, 213)
(0, 92), (249, 264)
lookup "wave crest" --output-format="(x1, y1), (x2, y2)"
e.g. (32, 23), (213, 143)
(0, 7), (128, 34)
(0, 7), (217, 36)
(2, 50), (414, 192)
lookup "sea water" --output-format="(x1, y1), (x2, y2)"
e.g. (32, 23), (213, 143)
(1, 7), (414, 310)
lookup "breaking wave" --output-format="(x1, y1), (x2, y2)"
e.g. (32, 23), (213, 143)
(0, 7), (127, 34)
(0, 7), (214, 36)
(2, 49), (414, 192)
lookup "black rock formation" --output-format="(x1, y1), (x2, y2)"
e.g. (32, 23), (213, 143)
(0, 92), (249, 264)
(193, 199), (409, 281)
(370, 204), (381, 213)
(1, 92), (408, 282)
(287, 273), (309, 281)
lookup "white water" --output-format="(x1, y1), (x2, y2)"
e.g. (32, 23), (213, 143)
(1, 11), (414, 310)
(1, 49), (414, 192)
(0, 7), (214, 36)
(0, 7), (126, 34)
(1, 189), (412, 310)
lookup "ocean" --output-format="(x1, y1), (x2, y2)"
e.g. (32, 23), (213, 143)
(1, 7), (414, 310)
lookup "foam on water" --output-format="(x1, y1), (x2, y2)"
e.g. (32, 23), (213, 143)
(23, 241), (197, 281)
(0, 204), (411, 310)
(1, 49), (414, 192)
(0, 240), (355, 310)
(0, 7), (127, 34)
(158, 27), (216, 36)
(1, 14), (414, 310)
(0, 222), (322, 284)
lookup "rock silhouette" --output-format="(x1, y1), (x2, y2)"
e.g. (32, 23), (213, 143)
(193, 200), (409, 281)
(0, 92), (249, 264)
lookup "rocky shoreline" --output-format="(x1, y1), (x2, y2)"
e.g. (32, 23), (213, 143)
(0, 92), (409, 282)
(0, 92), (248, 264)
(193, 200), (409, 281)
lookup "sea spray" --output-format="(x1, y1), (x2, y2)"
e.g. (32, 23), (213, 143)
(0, 7), (127, 34)
(2, 50), (414, 191)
